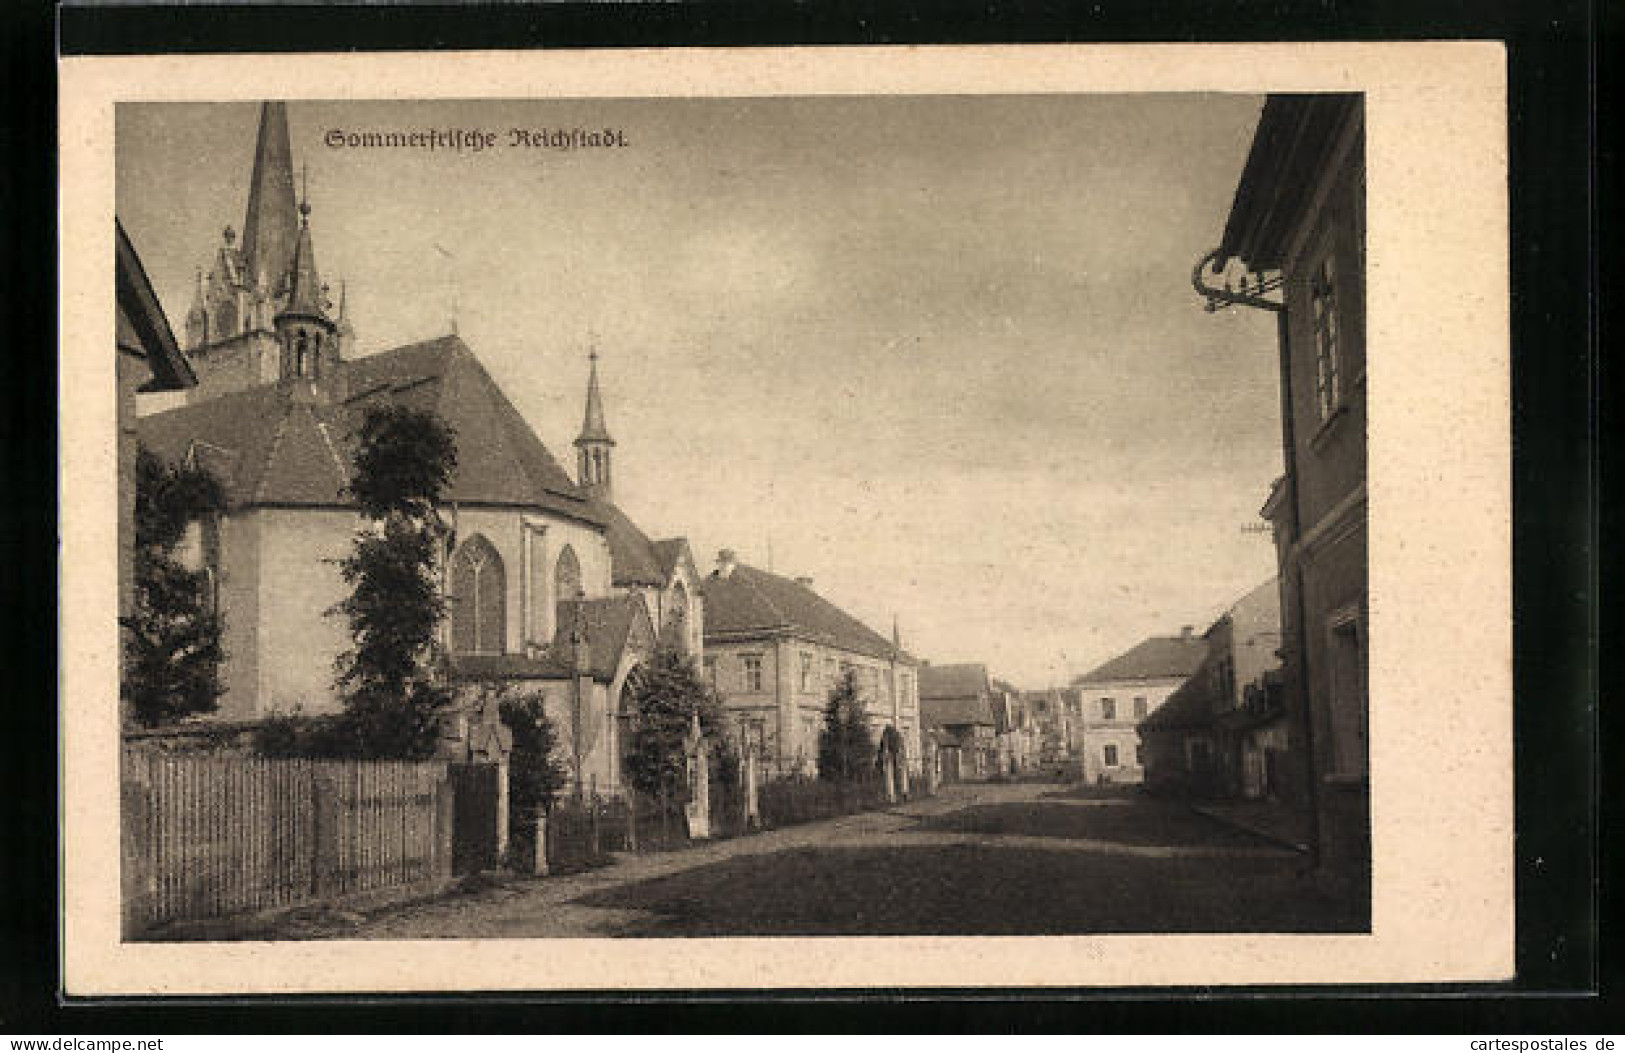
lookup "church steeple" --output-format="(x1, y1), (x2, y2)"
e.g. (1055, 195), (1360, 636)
(273, 180), (339, 400)
(239, 101), (300, 303)
(574, 347), (616, 500)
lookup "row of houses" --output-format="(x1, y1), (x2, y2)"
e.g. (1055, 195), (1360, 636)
(117, 101), (935, 798)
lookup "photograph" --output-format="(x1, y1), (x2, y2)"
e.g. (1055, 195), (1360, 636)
(111, 91), (1367, 942)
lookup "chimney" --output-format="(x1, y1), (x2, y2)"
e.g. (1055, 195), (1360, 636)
(794, 575), (814, 590)
(1181, 625), (1195, 640)
(716, 549), (737, 579)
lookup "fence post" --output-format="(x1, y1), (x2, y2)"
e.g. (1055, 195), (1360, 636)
(533, 812), (549, 876)
(626, 791), (638, 852)
(120, 750), (154, 940)
(496, 760), (510, 866)
(434, 769), (455, 882)
(589, 794), (601, 857)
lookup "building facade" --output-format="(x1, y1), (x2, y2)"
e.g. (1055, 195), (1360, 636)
(917, 663), (998, 781)
(1071, 631), (1208, 784)
(1139, 580), (1283, 800)
(1197, 93), (1368, 897)
(700, 552), (921, 777)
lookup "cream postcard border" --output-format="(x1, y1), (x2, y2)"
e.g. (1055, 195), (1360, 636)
(59, 43), (1511, 994)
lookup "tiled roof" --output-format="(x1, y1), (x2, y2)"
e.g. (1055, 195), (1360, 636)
(137, 335), (603, 525)
(921, 696), (995, 730)
(700, 562), (904, 662)
(918, 663), (991, 700)
(591, 499), (667, 587)
(1073, 635), (1209, 685)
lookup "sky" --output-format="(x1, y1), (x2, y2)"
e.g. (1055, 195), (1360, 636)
(117, 95), (1282, 689)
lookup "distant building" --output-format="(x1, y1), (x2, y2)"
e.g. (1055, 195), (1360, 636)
(1198, 93), (1368, 894)
(918, 663), (998, 781)
(1070, 631), (1208, 784)
(1139, 580), (1283, 799)
(991, 679), (1039, 774)
(700, 553), (921, 777)
(1022, 688), (1081, 765)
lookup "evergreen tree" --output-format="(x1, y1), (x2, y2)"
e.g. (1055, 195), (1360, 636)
(121, 446), (227, 727)
(494, 685), (569, 819)
(330, 405), (457, 759)
(622, 646), (724, 801)
(817, 669), (875, 783)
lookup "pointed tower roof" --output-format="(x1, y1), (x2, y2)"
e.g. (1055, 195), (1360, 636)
(239, 101), (300, 300)
(279, 199), (331, 323)
(574, 349), (615, 447)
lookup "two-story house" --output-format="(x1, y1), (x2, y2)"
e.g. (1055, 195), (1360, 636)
(1071, 631), (1208, 784)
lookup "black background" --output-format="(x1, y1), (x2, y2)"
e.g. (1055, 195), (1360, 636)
(2, 0), (1606, 1033)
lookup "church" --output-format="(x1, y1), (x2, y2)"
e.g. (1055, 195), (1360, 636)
(134, 102), (704, 796)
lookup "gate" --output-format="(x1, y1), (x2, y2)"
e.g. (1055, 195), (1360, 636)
(449, 762), (500, 874)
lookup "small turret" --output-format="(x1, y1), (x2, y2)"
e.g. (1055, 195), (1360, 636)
(273, 186), (339, 402)
(574, 347), (616, 501)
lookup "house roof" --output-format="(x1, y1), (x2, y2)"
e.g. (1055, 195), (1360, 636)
(137, 335), (604, 524)
(1217, 94), (1362, 273)
(1073, 635), (1209, 685)
(918, 663), (991, 700)
(701, 562), (906, 663)
(116, 219), (196, 392)
(921, 696), (995, 730)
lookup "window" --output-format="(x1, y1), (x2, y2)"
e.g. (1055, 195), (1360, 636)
(703, 656), (717, 689)
(554, 544), (581, 601)
(1103, 744), (1119, 768)
(1135, 744), (1145, 766)
(1311, 252), (1342, 421)
(1133, 696), (1148, 719)
(824, 656), (837, 684)
(450, 534), (505, 655)
(1100, 697), (1116, 721)
(799, 651), (815, 692)
(743, 654), (764, 693)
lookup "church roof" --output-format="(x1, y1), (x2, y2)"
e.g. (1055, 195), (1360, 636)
(137, 335), (603, 524)
(701, 562), (905, 663)
(279, 207), (330, 322)
(1073, 635), (1209, 685)
(651, 538), (692, 580)
(590, 498), (667, 587)
(450, 594), (653, 684)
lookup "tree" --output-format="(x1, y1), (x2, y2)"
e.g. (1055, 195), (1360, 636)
(622, 646), (725, 802)
(496, 686), (570, 820)
(329, 405), (457, 759)
(121, 446), (227, 727)
(817, 669), (875, 783)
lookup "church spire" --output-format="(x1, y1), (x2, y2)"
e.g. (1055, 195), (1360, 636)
(239, 101), (300, 302)
(273, 181), (338, 399)
(574, 345), (616, 501)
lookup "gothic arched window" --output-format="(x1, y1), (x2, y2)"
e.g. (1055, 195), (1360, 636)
(450, 534), (506, 655)
(555, 544), (582, 601)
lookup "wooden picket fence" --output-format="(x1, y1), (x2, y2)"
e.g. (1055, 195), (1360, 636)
(121, 750), (464, 935)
